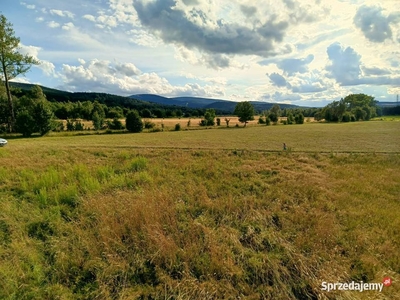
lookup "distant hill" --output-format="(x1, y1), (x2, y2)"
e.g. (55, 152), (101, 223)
(10, 82), (307, 114)
(131, 94), (303, 113)
(376, 101), (399, 107)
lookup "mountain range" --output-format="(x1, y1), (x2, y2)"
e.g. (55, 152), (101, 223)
(9, 83), (399, 113)
(130, 94), (303, 112)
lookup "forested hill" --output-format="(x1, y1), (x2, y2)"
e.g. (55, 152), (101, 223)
(131, 94), (302, 112)
(9, 82), (235, 115)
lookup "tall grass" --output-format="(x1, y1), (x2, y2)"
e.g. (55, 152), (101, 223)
(0, 123), (399, 299)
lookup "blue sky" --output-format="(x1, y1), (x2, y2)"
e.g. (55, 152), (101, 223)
(2, 0), (400, 106)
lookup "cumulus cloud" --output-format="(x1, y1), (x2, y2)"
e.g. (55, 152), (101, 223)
(58, 59), (223, 97)
(240, 5), (257, 18)
(326, 42), (400, 86)
(132, 0), (290, 57)
(83, 14), (96, 22)
(62, 22), (75, 31)
(19, 44), (56, 76)
(47, 21), (60, 28)
(326, 42), (361, 85)
(277, 54), (314, 76)
(354, 5), (400, 43)
(362, 66), (391, 76)
(268, 73), (289, 87)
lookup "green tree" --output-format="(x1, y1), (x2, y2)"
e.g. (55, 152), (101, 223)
(203, 108), (216, 126)
(0, 14), (39, 132)
(33, 101), (54, 135)
(234, 101), (255, 127)
(125, 110), (143, 133)
(270, 104), (281, 118)
(15, 86), (54, 136)
(287, 112), (295, 124)
(141, 108), (152, 118)
(294, 113), (304, 124)
(92, 111), (102, 130)
(15, 109), (35, 137)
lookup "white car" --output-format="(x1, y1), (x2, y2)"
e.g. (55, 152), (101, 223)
(0, 138), (7, 147)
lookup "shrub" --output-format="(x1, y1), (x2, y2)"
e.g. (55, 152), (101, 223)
(199, 120), (207, 126)
(126, 110), (143, 133)
(258, 116), (265, 124)
(174, 123), (181, 131)
(216, 118), (221, 126)
(74, 121), (84, 131)
(107, 118), (124, 130)
(295, 113), (304, 124)
(144, 120), (156, 129)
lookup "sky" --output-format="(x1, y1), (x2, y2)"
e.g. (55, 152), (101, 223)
(2, 0), (400, 107)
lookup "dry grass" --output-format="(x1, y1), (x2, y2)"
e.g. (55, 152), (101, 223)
(0, 121), (399, 299)
(9, 120), (400, 153)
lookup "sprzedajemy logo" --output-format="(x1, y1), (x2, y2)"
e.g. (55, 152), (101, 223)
(321, 277), (393, 293)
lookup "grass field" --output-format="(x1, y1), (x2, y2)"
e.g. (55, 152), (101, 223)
(14, 120), (400, 153)
(0, 121), (399, 299)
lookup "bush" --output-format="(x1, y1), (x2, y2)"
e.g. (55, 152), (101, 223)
(107, 118), (124, 130)
(187, 119), (191, 127)
(144, 120), (155, 129)
(15, 110), (36, 137)
(126, 110), (143, 133)
(174, 123), (181, 131)
(216, 118), (221, 126)
(295, 113), (304, 124)
(265, 117), (271, 126)
(74, 121), (84, 131)
(199, 120), (207, 126)
(53, 121), (64, 132)
(258, 116), (265, 124)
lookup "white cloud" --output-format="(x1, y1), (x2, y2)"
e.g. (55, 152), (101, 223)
(50, 9), (75, 19)
(83, 14), (96, 22)
(47, 21), (60, 28)
(62, 22), (75, 31)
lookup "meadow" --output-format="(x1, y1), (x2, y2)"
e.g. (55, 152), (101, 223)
(0, 121), (399, 299)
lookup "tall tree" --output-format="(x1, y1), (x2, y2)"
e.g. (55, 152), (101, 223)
(0, 14), (38, 132)
(234, 101), (255, 127)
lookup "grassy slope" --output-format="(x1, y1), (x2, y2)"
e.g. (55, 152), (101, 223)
(0, 122), (399, 299)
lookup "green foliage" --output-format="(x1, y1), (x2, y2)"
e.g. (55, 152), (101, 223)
(287, 112), (295, 124)
(15, 109), (35, 137)
(0, 14), (39, 131)
(268, 112), (278, 123)
(323, 94), (377, 122)
(14, 86), (54, 136)
(107, 118), (124, 130)
(295, 113), (304, 124)
(258, 116), (265, 124)
(234, 101), (255, 127)
(33, 101), (54, 135)
(174, 123), (181, 131)
(67, 119), (84, 131)
(143, 120), (155, 129)
(270, 104), (281, 118)
(92, 111), (103, 130)
(125, 110), (143, 133)
(203, 108), (216, 126)
(216, 117), (221, 126)
(141, 108), (152, 118)
(265, 116), (271, 126)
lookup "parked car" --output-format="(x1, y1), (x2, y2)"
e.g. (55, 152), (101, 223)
(0, 138), (7, 147)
